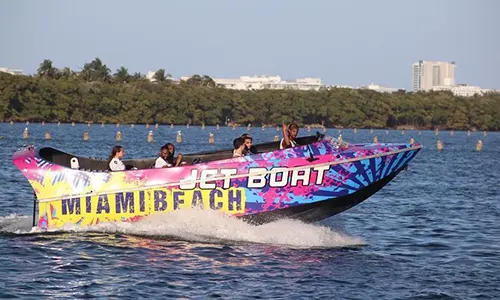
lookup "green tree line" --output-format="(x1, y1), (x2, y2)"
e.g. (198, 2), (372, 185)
(1, 58), (499, 130)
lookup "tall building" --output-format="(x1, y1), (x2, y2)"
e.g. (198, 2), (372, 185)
(412, 61), (456, 91)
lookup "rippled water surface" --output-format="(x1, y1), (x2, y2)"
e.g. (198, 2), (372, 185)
(1, 123), (499, 299)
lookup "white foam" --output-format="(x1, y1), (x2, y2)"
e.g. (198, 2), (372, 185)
(1, 210), (365, 248)
(73, 209), (365, 248)
(0, 214), (35, 234)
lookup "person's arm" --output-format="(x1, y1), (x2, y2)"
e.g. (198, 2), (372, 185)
(281, 122), (291, 148)
(175, 154), (183, 166)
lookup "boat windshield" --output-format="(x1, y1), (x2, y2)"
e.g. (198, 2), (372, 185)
(324, 135), (349, 149)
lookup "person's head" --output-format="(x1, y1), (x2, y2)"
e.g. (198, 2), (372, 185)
(160, 145), (169, 159)
(241, 134), (253, 150)
(233, 137), (245, 151)
(166, 143), (175, 155)
(288, 123), (299, 139)
(110, 145), (124, 159)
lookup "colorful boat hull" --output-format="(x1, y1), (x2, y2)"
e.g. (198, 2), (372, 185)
(12, 137), (422, 230)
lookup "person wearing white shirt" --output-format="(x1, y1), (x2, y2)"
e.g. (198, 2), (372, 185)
(155, 145), (173, 168)
(108, 145), (126, 171)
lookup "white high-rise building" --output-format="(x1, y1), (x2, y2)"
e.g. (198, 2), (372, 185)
(412, 61), (456, 91)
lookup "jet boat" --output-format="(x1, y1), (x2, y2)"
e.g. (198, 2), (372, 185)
(12, 134), (422, 230)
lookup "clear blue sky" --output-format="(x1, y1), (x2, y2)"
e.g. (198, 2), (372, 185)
(1, 0), (498, 89)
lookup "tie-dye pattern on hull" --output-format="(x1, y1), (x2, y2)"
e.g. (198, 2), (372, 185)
(12, 136), (422, 230)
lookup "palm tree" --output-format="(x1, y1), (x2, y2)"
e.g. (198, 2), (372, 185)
(81, 57), (111, 82)
(37, 59), (57, 78)
(153, 69), (167, 82)
(60, 67), (73, 79)
(114, 66), (130, 83)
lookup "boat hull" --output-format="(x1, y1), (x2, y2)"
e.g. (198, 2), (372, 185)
(241, 168), (400, 224)
(12, 137), (421, 230)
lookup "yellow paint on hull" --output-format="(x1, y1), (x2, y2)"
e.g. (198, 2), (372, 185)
(38, 187), (246, 229)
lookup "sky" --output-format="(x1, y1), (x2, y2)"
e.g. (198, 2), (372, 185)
(0, 0), (498, 89)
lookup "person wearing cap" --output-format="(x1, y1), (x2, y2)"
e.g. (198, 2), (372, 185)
(280, 122), (299, 149)
(240, 133), (255, 156)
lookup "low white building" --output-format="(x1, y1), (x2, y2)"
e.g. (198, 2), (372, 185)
(324, 84), (354, 89)
(146, 71), (156, 82)
(432, 84), (489, 97)
(207, 75), (322, 91)
(361, 83), (402, 93)
(0, 68), (23, 75)
(452, 85), (488, 97)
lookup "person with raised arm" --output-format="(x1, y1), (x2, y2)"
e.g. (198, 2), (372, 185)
(280, 122), (299, 149)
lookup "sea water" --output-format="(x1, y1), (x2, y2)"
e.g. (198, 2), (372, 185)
(0, 123), (499, 299)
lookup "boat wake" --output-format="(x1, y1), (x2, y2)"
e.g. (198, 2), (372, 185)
(0, 214), (33, 234)
(0, 209), (364, 248)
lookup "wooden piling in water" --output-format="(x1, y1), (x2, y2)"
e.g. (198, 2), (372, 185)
(476, 140), (483, 152)
(437, 140), (443, 151)
(147, 130), (154, 143)
(148, 130), (154, 143)
(176, 131), (183, 143)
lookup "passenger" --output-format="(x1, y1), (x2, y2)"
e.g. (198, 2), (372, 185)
(108, 145), (126, 171)
(240, 133), (255, 155)
(232, 137), (246, 157)
(165, 143), (183, 167)
(154, 144), (173, 168)
(280, 122), (299, 149)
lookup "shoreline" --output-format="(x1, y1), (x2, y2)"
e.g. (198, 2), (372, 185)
(1, 122), (495, 132)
